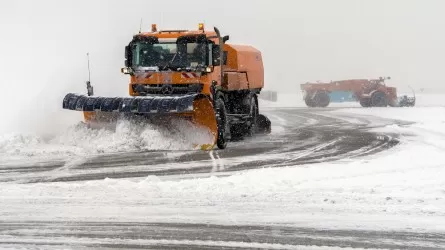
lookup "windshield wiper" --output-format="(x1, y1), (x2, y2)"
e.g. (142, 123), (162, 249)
(162, 52), (179, 71)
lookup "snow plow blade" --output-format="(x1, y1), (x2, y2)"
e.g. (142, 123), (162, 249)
(62, 93), (218, 150)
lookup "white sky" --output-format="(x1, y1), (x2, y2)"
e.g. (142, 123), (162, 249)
(0, 0), (444, 133)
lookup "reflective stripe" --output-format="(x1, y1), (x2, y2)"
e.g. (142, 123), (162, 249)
(135, 73), (153, 79)
(181, 72), (199, 78)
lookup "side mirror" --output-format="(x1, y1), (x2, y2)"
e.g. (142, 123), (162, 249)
(125, 45), (132, 67)
(125, 46), (130, 59)
(121, 67), (133, 74)
(223, 35), (229, 43)
(223, 51), (228, 65)
(212, 44), (221, 65)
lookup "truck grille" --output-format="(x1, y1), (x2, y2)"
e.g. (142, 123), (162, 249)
(132, 83), (203, 95)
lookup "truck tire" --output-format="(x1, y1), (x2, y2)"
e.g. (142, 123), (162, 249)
(359, 98), (371, 107)
(216, 97), (228, 149)
(256, 114), (271, 134)
(371, 91), (388, 107)
(229, 93), (258, 140)
(305, 97), (316, 107)
(314, 91), (330, 107)
(304, 92), (316, 107)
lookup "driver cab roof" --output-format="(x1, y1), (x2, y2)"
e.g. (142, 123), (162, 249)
(138, 30), (218, 40)
(137, 30), (216, 38)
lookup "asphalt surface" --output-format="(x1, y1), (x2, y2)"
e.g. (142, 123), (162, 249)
(3, 107), (441, 250)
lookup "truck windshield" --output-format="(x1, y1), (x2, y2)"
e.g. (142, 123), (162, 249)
(131, 42), (207, 70)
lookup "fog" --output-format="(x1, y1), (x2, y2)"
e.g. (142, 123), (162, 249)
(1, 0), (444, 134)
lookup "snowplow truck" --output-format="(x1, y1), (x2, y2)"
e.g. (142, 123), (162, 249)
(300, 77), (415, 107)
(62, 24), (271, 150)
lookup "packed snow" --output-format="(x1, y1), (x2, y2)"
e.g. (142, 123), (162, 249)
(1, 93), (445, 233)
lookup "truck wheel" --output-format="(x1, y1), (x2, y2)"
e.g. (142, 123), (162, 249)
(305, 97), (316, 107)
(371, 91), (388, 107)
(231, 93), (258, 139)
(256, 114), (271, 134)
(216, 97), (228, 149)
(304, 92), (317, 107)
(359, 98), (371, 107)
(314, 91), (330, 107)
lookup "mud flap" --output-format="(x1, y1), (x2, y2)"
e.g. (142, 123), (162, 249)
(63, 93), (218, 150)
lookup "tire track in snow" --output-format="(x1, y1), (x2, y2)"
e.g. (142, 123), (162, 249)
(0, 221), (443, 250)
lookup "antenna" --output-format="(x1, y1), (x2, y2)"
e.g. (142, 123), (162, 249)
(87, 52), (91, 83)
(139, 18), (143, 33)
(86, 52), (94, 96)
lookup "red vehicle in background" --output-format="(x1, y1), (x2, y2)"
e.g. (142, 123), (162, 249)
(300, 77), (416, 107)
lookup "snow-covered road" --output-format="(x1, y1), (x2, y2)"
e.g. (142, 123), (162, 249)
(0, 108), (400, 184)
(1, 100), (445, 249)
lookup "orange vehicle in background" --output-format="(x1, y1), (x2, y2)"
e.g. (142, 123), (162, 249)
(300, 77), (416, 107)
(63, 24), (271, 150)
